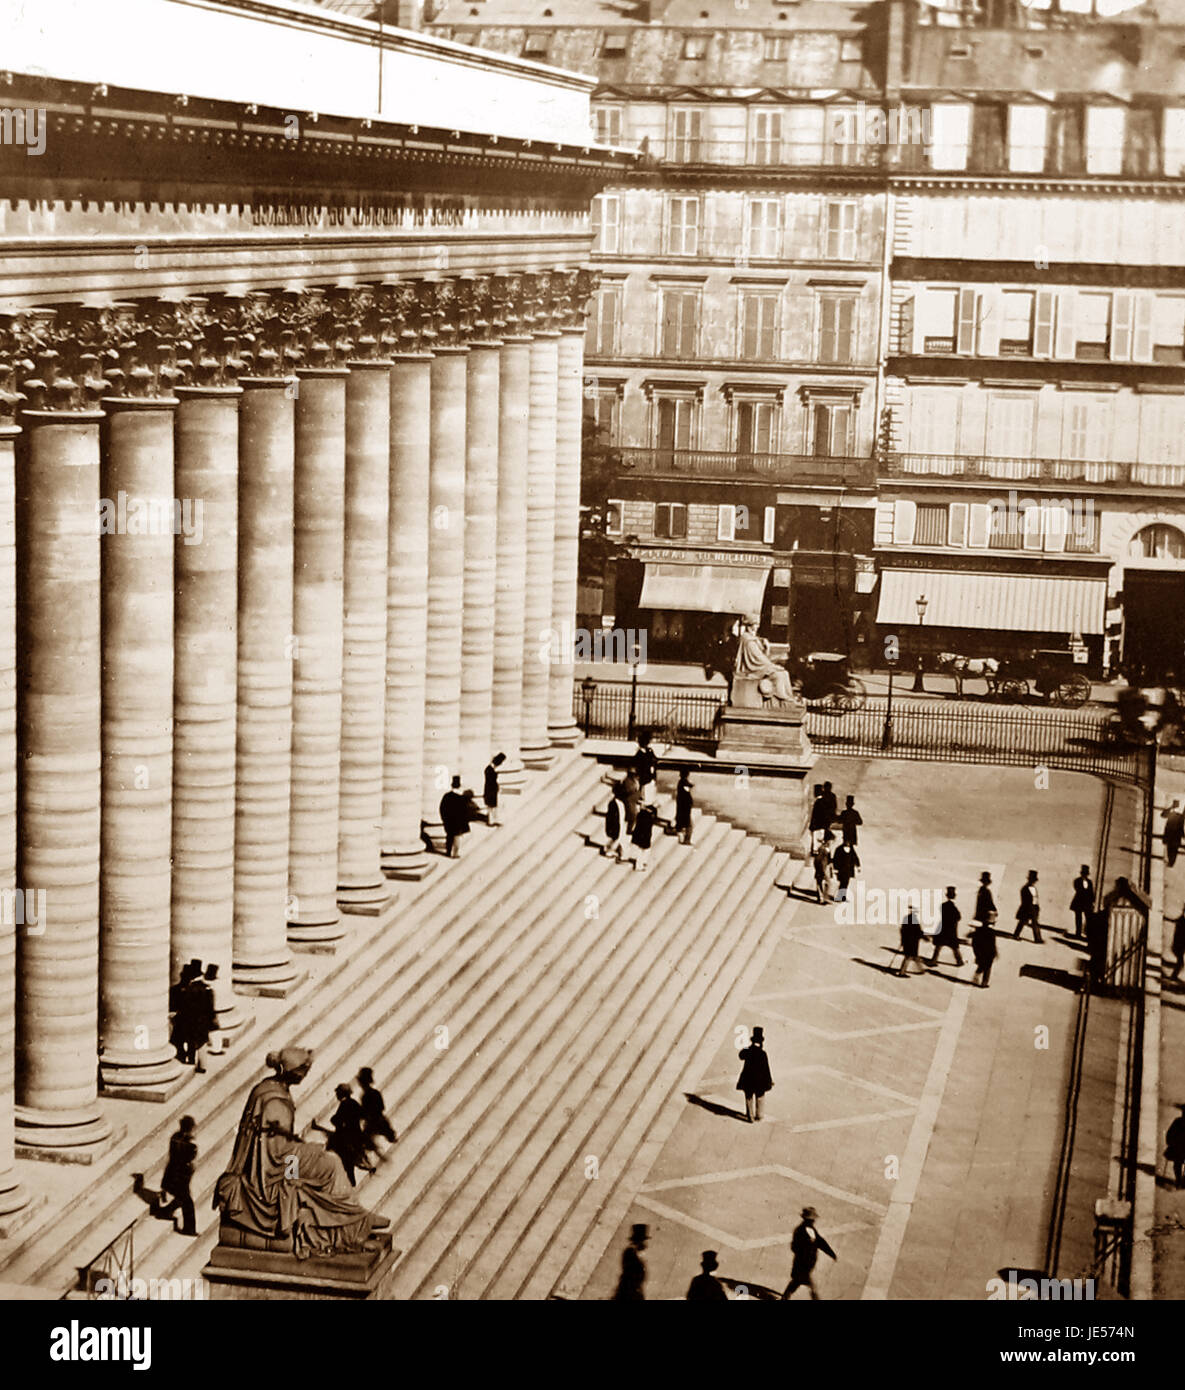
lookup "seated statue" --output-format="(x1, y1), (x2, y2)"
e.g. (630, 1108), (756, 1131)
(214, 1046), (386, 1259)
(732, 616), (798, 709)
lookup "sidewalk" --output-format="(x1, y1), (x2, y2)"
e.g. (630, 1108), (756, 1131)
(583, 756), (1135, 1300)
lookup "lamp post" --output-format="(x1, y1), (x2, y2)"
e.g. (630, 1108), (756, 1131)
(581, 675), (597, 738)
(912, 593), (929, 693)
(882, 648), (898, 751)
(627, 641), (641, 742)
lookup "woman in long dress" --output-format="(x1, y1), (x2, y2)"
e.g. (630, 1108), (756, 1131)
(214, 1047), (383, 1258)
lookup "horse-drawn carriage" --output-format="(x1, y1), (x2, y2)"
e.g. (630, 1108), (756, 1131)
(936, 647), (1091, 707)
(788, 650), (867, 714)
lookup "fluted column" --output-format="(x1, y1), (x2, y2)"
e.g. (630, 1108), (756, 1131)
(548, 296), (587, 748)
(287, 302), (347, 950)
(0, 359), (26, 1211)
(459, 287), (500, 785)
(521, 282), (560, 770)
(15, 332), (111, 1154)
(233, 301), (300, 993)
(421, 285), (469, 836)
(171, 318), (243, 1035)
(338, 293), (394, 913)
(98, 314), (185, 1095)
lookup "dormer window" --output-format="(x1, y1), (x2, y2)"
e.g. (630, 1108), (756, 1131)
(840, 38), (862, 63)
(600, 32), (628, 57)
(682, 34), (708, 59)
(522, 32), (551, 59)
(764, 35), (789, 60)
(950, 44), (971, 58)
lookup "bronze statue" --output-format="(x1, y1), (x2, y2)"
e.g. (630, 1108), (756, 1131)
(732, 616), (799, 708)
(214, 1046), (387, 1258)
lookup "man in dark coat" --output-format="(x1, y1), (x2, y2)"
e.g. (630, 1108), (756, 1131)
(602, 785), (626, 860)
(737, 1024), (773, 1122)
(781, 1207), (836, 1300)
(357, 1067), (396, 1156)
(483, 752), (506, 828)
(975, 872), (997, 927)
(686, 1250), (728, 1301)
(1070, 865), (1095, 938)
(620, 768), (641, 834)
(970, 921), (998, 989)
(838, 794), (862, 847)
(1166, 1105), (1185, 1188)
(613, 1223), (648, 1300)
(929, 886), (964, 967)
(897, 905), (926, 976)
(313, 1084), (373, 1186)
(1163, 801), (1184, 869)
(630, 803), (657, 872)
(1170, 911), (1185, 981)
(817, 781), (838, 834)
(675, 771), (695, 846)
(832, 841), (859, 901)
(634, 731), (658, 807)
(440, 775), (470, 858)
(1014, 869), (1043, 943)
(152, 1116), (198, 1236)
(808, 783), (827, 849)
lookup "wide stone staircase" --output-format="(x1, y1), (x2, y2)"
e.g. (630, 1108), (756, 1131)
(0, 750), (790, 1300)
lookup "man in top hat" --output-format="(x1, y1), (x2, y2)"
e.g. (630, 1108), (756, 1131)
(1014, 869), (1043, 943)
(736, 1025), (773, 1122)
(782, 1207), (836, 1300)
(929, 886), (964, 968)
(686, 1250), (728, 1301)
(1166, 1104), (1185, 1188)
(613, 1223), (649, 1300)
(1070, 865), (1095, 939)
(675, 770), (695, 846)
(975, 871), (997, 927)
(439, 775), (470, 858)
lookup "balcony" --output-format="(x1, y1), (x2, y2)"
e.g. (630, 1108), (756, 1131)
(629, 137), (885, 171)
(883, 452), (1185, 490)
(617, 447), (875, 486)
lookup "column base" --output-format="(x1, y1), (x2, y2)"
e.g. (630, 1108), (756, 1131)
(381, 847), (436, 881)
(547, 718), (582, 749)
(0, 1188), (42, 1239)
(337, 880), (391, 916)
(288, 915), (347, 954)
(100, 1047), (188, 1100)
(14, 1106), (118, 1164)
(212, 1011), (255, 1052)
(520, 742), (556, 771)
(232, 957), (306, 998)
(497, 756), (526, 794)
(216, 999), (248, 1035)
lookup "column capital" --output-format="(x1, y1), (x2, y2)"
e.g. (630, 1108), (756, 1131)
(292, 286), (353, 374)
(210, 289), (302, 382)
(382, 279), (439, 356)
(336, 285), (399, 365)
(98, 301), (188, 404)
(557, 267), (601, 333)
(12, 307), (108, 415)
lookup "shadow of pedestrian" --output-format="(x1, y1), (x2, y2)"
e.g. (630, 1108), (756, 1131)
(719, 1276), (782, 1301)
(851, 954), (907, 978)
(1018, 963), (1082, 992)
(685, 1092), (748, 1123)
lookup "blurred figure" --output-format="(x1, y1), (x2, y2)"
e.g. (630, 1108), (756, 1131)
(483, 752), (506, 828)
(613, 1224), (648, 1301)
(357, 1067), (397, 1158)
(781, 1207), (836, 1300)
(148, 1116), (198, 1237)
(897, 904), (926, 977)
(1163, 801), (1184, 869)
(736, 1025), (773, 1123)
(630, 803), (657, 872)
(1070, 865), (1095, 938)
(838, 794), (862, 847)
(313, 1083), (373, 1186)
(675, 771), (695, 846)
(686, 1250), (728, 1302)
(929, 887), (964, 967)
(970, 919), (998, 989)
(1014, 869), (1043, 943)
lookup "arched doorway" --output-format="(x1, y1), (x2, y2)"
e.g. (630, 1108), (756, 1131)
(1123, 525), (1185, 682)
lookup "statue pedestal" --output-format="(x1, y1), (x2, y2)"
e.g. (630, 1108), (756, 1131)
(202, 1224), (400, 1300)
(716, 699), (814, 768)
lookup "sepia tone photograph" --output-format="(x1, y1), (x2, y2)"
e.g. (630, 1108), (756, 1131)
(0, 0), (1178, 1362)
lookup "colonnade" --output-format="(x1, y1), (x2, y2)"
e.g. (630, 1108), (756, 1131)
(0, 266), (593, 1196)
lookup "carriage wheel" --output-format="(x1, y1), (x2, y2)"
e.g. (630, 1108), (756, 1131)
(1000, 678), (1028, 703)
(816, 684), (849, 715)
(1054, 673), (1091, 708)
(842, 677), (867, 713)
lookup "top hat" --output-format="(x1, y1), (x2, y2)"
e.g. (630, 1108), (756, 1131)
(801, 1206), (818, 1219)
(701, 1251), (719, 1270)
(358, 1067), (374, 1084)
(980, 871), (992, 883)
(630, 1223), (649, 1244)
(451, 775), (462, 788)
(750, 1026), (764, 1042)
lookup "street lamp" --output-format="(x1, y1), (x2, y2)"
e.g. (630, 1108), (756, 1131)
(882, 645), (898, 751)
(626, 640), (642, 742)
(912, 593), (929, 693)
(581, 675), (597, 737)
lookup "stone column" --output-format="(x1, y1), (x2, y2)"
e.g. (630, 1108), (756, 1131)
(287, 305), (347, 950)
(337, 294), (393, 913)
(421, 285), (469, 837)
(458, 285), (500, 785)
(520, 283), (560, 771)
(548, 294), (588, 749)
(14, 333), (111, 1155)
(0, 360), (26, 1213)
(171, 318), (243, 1035)
(233, 303), (300, 993)
(98, 315), (185, 1095)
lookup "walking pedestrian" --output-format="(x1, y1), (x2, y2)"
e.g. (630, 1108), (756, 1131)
(187, 967), (217, 1074)
(675, 771), (695, 846)
(838, 794), (862, 847)
(818, 781), (837, 834)
(897, 904), (927, 976)
(313, 1083), (373, 1186)
(1070, 865), (1095, 938)
(686, 1250), (728, 1301)
(150, 1116), (199, 1236)
(808, 783), (828, 850)
(975, 871), (998, 927)
(1014, 869), (1043, 943)
(781, 1207), (836, 1300)
(1166, 1105), (1185, 1188)
(736, 1025), (773, 1123)
(613, 1224), (648, 1300)
(831, 841), (860, 901)
(813, 832), (836, 904)
(630, 803), (657, 872)
(634, 730), (658, 807)
(620, 767), (641, 834)
(440, 775), (470, 858)
(203, 963), (228, 1057)
(1163, 800), (1184, 869)
(1171, 911), (1185, 981)
(929, 887), (964, 967)
(970, 919), (998, 989)
(357, 1067), (397, 1157)
(602, 783), (626, 861)
(483, 752), (506, 828)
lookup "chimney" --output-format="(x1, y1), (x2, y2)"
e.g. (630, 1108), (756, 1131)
(884, 0), (911, 102)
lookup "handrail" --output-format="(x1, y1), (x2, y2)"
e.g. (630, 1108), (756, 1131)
(1044, 963), (1091, 1279)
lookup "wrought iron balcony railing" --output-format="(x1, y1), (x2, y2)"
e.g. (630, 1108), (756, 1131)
(616, 447), (875, 486)
(883, 452), (1185, 489)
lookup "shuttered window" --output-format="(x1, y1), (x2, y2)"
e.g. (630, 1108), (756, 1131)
(751, 109), (783, 164)
(818, 294), (856, 364)
(660, 290), (699, 358)
(956, 287), (979, 354)
(741, 293), (778, 360)
(1033, 290), (1056, 358)
(667, 196), (700, 255)
(823, 200), (858, 259)
(748, 198), (782, 259)
(1085, 106), (1125, 175)
(591, 194), (620, 254)
(914, 504), (948, 547)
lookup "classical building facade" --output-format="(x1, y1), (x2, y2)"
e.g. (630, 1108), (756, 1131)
(0, 0), (621, 1216)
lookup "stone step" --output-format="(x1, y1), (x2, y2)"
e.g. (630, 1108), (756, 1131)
(408, 838), (779, 1301)
(375, 819), (749, 1297)
(0, 750), (604, 1291)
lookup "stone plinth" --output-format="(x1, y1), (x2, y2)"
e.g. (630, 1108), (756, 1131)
(715, 701), (814, 767)
(203, 1225), (400, 1300)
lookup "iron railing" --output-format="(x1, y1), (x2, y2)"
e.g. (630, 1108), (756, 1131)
(616, 447), (876, 486)
(883, 452), (1185, 491)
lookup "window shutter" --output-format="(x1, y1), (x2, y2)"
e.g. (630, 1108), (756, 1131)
(1110, 291), (1134, 361)
(717, 504), (736, 541)
(681, 293), (697, 356)
(956, 287), (978, 354)
(976, 288), (1001, 358)
(892, 499), (916, 545)
(968, 503), (992, 548)
(948, 501), (969, 547)
(908, 293), (924, 354)
(1023, 504), (1044, 551)
(1034, 289), (1056, 359)
(763, 506), (776, 544)
(1132, 291), (1155, 363)
(741, 297), (757, 359)
(1053, 289), (1077, 359)
(874, 500), (895, 545)
(1043, 505), (1069, 552)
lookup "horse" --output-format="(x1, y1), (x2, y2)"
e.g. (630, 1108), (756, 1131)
(935, 652), (1000, 699)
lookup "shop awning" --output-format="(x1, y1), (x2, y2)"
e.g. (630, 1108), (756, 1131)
(638, 563), (770, 615)
(876, 569), (1106, 635)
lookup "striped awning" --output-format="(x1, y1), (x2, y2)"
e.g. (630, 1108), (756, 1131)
(876, 569), (1106, 635)
(639, 563), (770, 616)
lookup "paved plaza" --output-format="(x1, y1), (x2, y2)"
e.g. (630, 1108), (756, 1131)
(586, 757), (1141, 1300)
